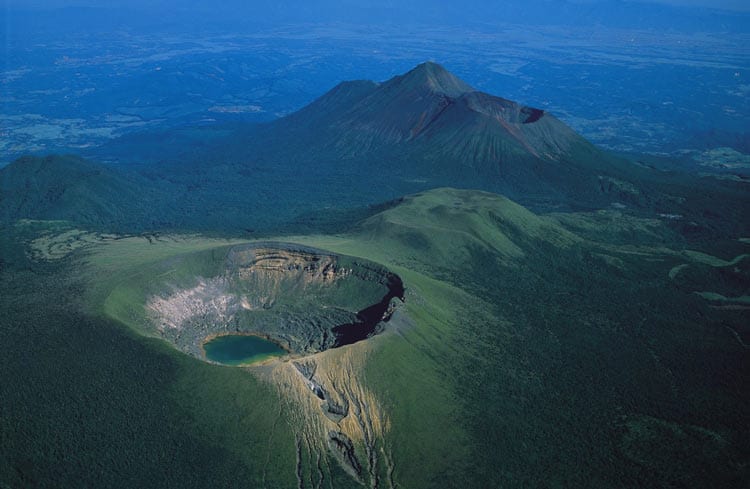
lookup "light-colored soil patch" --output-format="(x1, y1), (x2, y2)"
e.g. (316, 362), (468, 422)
(682, 251), (748, 268)
(695, 291), (750, 305)
(146, 277), (238, 331)
(28, 229), (119, 260)
(669, 263), (689, 280)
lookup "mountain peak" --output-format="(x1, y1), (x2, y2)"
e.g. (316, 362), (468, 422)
(396, 61), (473, 97)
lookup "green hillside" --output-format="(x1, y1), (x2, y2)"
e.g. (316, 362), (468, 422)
(2, 64), (747, 240)
(1, 188), (746, 488)
(0, 155), (163, 229)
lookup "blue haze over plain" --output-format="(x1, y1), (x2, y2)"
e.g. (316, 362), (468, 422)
(1, 0), (748, 164)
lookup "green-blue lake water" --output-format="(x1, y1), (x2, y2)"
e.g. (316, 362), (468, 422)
(203, 334), (285, 365)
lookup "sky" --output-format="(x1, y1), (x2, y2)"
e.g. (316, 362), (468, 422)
(1, 0), (748, 35)
(577, 0), (750, 11)
(4, 0), (750, 12)
(645, 0), (750, 10)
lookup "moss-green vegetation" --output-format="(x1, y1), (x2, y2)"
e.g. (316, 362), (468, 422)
(271, 188), (750, 487)
(0, 243), (298, 488)
(1, 187), (748, 488)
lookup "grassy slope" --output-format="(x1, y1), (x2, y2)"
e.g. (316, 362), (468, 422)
(288, 188), (749, 488)
(0, 228), (305, 489)
(1, 187), (748, 488)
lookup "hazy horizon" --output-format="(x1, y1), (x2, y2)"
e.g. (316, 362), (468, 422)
(5, 0), (750, 12)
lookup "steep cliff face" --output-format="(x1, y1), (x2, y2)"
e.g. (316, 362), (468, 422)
(146, 242), (404, 358)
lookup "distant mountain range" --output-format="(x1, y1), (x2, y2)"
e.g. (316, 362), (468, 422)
(266, 62), (580, 163)
(242, 62), (628, 206)
(1, 63), (747, 237)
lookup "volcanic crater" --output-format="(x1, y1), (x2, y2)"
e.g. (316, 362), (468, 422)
(146, 242), (404, 363)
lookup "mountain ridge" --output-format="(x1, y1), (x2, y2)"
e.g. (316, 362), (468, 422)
(285, 61), (579, 155)
(2, 63), (747, 236)
(233, 61), (645, 208)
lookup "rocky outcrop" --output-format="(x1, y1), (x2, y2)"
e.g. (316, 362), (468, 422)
(294, 360), (350, 422)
